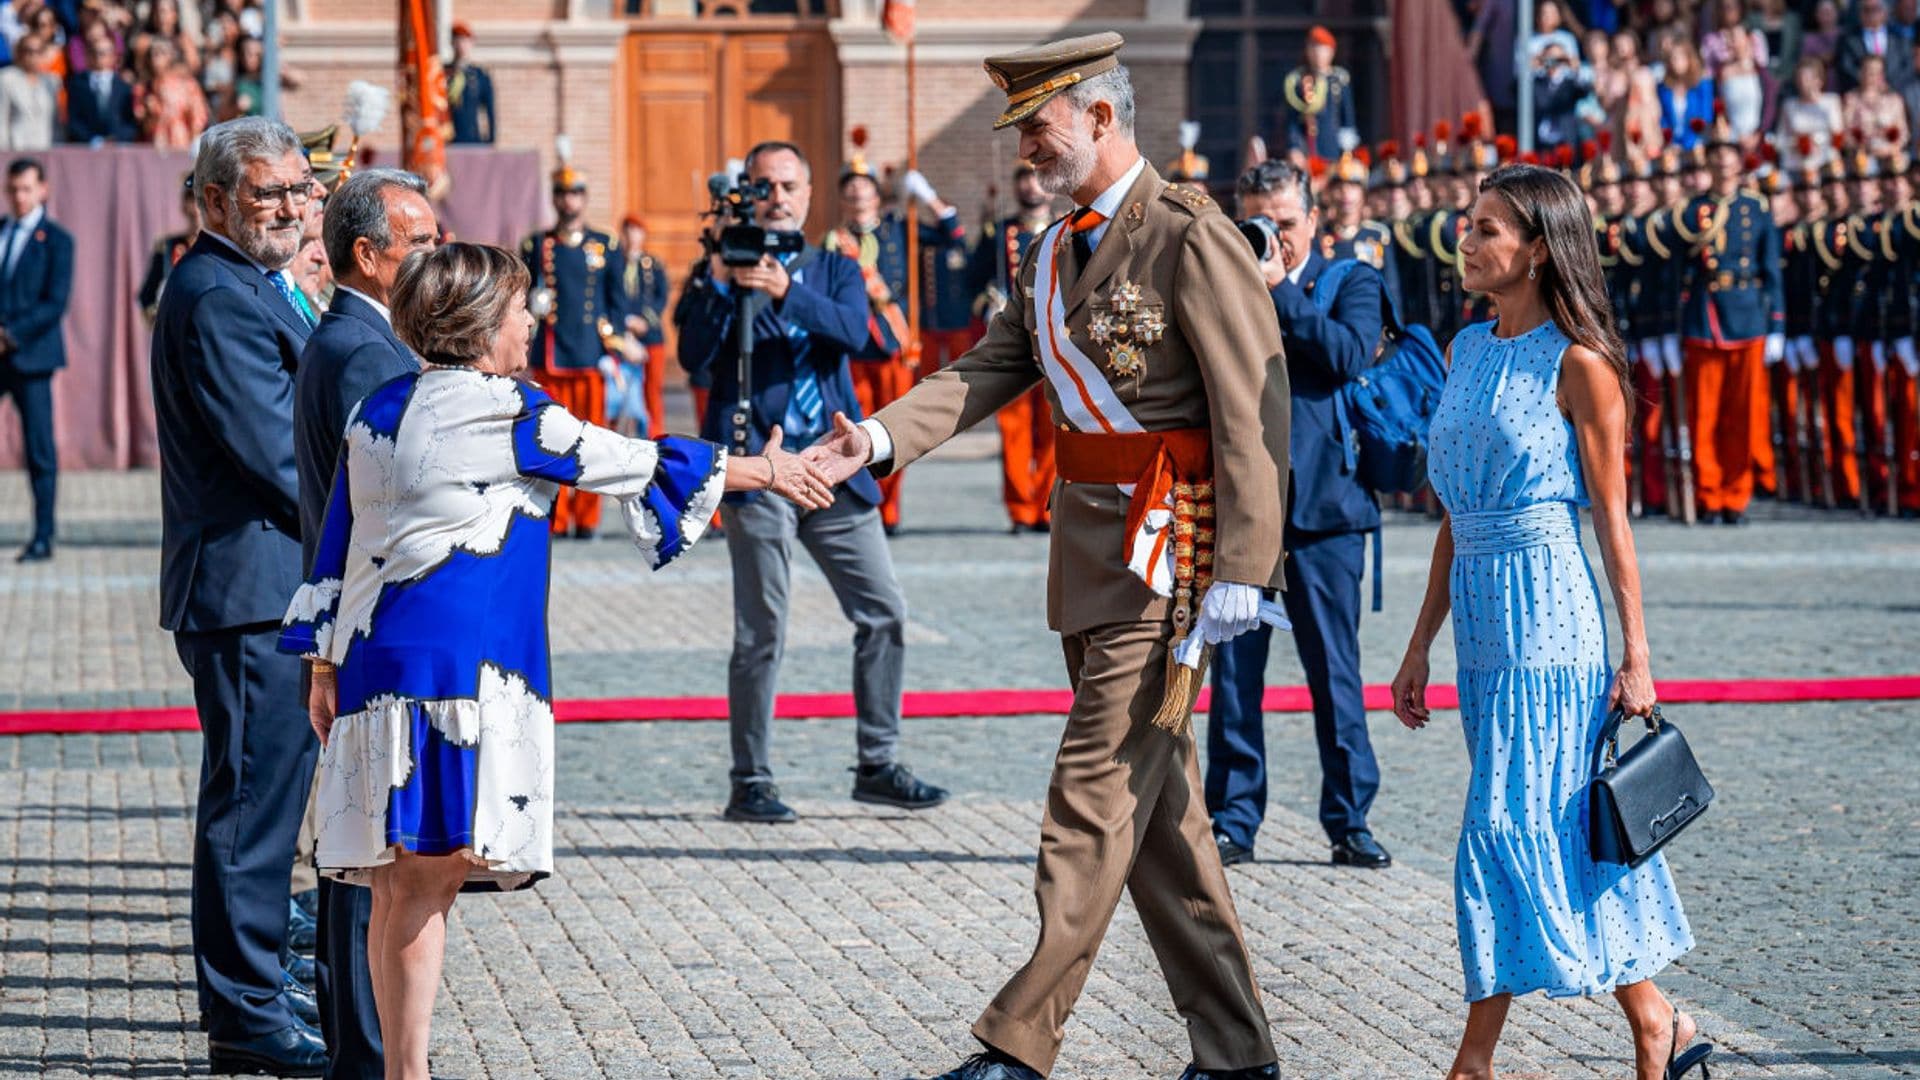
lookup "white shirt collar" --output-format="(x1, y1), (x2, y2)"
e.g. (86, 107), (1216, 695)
(1084, 154), (1148, 221)
(1287, 254), (1309, 286)
(6, 206), (43, 234)
(203, 227), (278, 277)
(334, 284), (392, 324)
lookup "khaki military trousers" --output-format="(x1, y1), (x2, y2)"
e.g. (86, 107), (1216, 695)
(974, 620), (1276, 1075)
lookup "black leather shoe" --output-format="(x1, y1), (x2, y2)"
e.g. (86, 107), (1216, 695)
(916, 1049), (1045, 1080)
(725, 781), (797, 823)
(852, 762), (949, 810)
(207, 1021), (326, 1077)
(1721, 509), (1747, 526)
(1178, 1063), (1280, 1080)
(286, 896), (316, 953)
(290, 888), (318, 920)
(1331, 830), (1392, 869)
(281, 944), (314, 986)
(282, 970), (319, 1026)
(15, 538), (50, 563)
(1214, 831), (1254, 867)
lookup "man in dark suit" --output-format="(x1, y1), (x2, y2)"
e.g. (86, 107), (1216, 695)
(1840, 0), (1915, 91)
(150, 117), (326, 1078)
(292, 166), (438, 1080)
(0, 157), (73, 563)
(64, 35), (137, 143)
(1207, 159), (1390, 870)
(446, 23), (494, 145)
(678, 140), (947, 825)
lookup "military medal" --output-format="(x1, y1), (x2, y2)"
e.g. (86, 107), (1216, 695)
(585, 241), (606, 272)
(1089, 278), (1163, 378)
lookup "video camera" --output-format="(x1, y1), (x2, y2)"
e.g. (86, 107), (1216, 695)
(705, 172), (807, 268)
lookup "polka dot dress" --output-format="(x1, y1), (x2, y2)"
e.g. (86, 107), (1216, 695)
(1428, 320), (1695, 1003)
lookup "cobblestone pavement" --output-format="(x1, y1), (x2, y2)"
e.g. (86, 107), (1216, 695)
(1, 453), (1916, 1078)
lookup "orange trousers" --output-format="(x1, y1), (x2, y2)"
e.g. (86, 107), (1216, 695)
(642, 344), (668, 435)
(1896, 361), (1920, 512)
(922, 327), (977, 373)
(542, 367), (605, 535)
(1630, 360), (1667, 513)
(998, 386), (1057, 529)
(1816, 342), (1862, 503)
(1683, 339), (1765, 516)
(852, 357), (912, 528)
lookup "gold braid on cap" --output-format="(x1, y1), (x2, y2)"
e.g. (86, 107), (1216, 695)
(1004, 71), (1085, 109)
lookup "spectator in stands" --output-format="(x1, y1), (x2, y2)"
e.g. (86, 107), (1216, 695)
(1660, 38), (1717, 147)
(1904, 38), (1920, 136)
(66, 2), (129, 77)
(67, 32), (138, 144)
(0, 36), (60, 151)
(1533, 35), (1591, 151)
(1468, 0), (1520, 133)
(1602, 27), (1665, 160)
(1895, 0), (1920, 40)
(1801, 0), (1843, 86)
(1748, 0), (1804, 86)
(1529, 0), (1585, 65)
(20, 5), (66, 79)
(1779, 55), (1845, 167)
(1845, 53), (1909, 154)
(137, 37), (207, 148)
(1702, 0), (1769, 76)
(199, 11), (241, 97)
(1839, 0), (1912, 92)
(130, 0), (200, 83)
(1720, 17), (1775, 144)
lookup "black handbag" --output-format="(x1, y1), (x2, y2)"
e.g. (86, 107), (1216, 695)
(1588, 706), (1714, 867)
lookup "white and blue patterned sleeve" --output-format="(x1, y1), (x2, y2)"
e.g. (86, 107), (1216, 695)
(512, 390), (727, 569)
(279, 447), (353, 659)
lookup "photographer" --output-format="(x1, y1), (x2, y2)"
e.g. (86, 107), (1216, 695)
(1206, 158), (1389, 870)
(677, 140), (948, 825)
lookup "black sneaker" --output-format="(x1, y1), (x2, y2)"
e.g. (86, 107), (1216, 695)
(724, 781), (797, 824)
(1331, 830), (1392, 869)
(851, 762), (949, 810)
(1214, 831), (1254, 867)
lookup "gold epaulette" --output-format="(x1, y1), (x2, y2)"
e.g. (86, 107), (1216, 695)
(1393, 219), (1425, 258)
(1162, 184), (1214, 214)
(1845, 214), (1876, 260)
(1645, 210), (1672, 260)
(1428, 212), (1457, 266)
(1812, 220), (1842, 270)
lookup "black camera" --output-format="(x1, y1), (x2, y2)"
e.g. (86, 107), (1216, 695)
(1237, 215), (1280, 263)
(706, 172), (807, 268)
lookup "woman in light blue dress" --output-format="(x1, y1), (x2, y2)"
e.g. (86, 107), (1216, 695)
(280, 244), (834, 1080)
(1389, 166), (1712, 1080)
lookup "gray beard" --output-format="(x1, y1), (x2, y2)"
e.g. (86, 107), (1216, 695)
(1037, 142), (1096, 198)
(231, 218), (301, 271)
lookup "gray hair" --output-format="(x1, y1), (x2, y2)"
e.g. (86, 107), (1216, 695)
(1237, 159), (1315, 214)
(1062, 63), (1135, 137)
(194, 116), (302, 213)
(323, 168), (430, 271)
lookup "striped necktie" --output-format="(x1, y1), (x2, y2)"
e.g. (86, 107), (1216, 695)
(268, 270), (315, 327)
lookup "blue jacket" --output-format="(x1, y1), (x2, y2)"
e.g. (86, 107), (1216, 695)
(821, 210), (965, 357)
(1272, 252), (1384, 534)
(676, 246), (882, 508)
(521, 227), (621, 370)
(447, 61), (494, 144)
(64, 71), (137, 142)
(614, 251), (669, 347)
(1658, 80), (1718, 149)
(1679, 191), (1784, 345)
(150, 234), (313, 632)
(0, 211), (73, 376)
(293, 289), (418, 573)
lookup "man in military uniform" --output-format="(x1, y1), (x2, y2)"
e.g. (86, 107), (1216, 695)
(1165, 119), (1211, 194)
(1280, 26), (1356, 162)
(1814, 151), (1865, 506)
(972, 163), (1061, 532)
(1318, 150), (1398, 310)
(1676, 113), (1785, 525)
(446, 23), (494, 145)
(805, 34), (1287, 1080)
(1886, 153), (1920, 515)
(822, 156), (966, 533)
(610, 214), (667, 438)
(521, 153), (623, 537)
(1783, 148), (1833, 507)
(1585, 150), (1654, 512)
(139, 173), (200, 322)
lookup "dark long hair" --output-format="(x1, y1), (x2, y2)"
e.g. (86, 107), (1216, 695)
(1479, 163), (1634, 420)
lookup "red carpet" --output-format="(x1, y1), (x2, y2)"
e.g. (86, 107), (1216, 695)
(2, 675), (1917, 736)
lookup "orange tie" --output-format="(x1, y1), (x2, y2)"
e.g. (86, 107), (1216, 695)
(1068, 207), (1107, 265)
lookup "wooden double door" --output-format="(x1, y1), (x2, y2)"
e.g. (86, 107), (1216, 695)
(624, 29), (842, 276)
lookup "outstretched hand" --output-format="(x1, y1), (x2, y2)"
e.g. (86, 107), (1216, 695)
(800, 412), (874, 487)
(763, 425), (836, 510)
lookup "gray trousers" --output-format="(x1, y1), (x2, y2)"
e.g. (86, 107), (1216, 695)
(721, 494), (907, 784)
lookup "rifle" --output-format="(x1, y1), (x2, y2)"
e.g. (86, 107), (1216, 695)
(1854, 340), (1874, 517)
(1667, 362), (1698, 525)
(1792, 343), (1823, 507)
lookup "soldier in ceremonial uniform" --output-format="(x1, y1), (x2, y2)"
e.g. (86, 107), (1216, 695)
(1280, 25), (1356, 162)
(446, 23), (494, 145)
(1783, 149), (1831, 506)
(1586, 149), (1655, 511)
(521, 146), (623, 537)
(805, 34), (1288, 1080)
(611, 214), (668, 437)
(1884, 154), (1920, 515)
(1318, 150), (1399, 309)
(139, 172), (200, 322)
(971, 162), (1061, 533)
(821, 144), (966, 533)
(1165, 119), (1211, 194)
(1675, 112), (1785, 525)
(1814, 151), (1866, 506)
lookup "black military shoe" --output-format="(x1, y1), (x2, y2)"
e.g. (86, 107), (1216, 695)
(1214, 831), (1254, 867)
(15, 538), (50, 563)
(1721, 509), (1747, 526)
(290, 888), (318, 920)
(207, 1020), (327, 1077)
(282, 970), (319, 1026)
(1177, 1062), (1280, 1080)
(280, 944), (314, 986)
(725, 781), (797, 824)
(917, 1049), (1045, 1080)
(852, 762), (949, 810)
(1331, 830), (1393, 869)
(286, 896), (317, 953)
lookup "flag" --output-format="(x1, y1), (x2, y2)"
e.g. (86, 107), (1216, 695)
(400, 0), (450, 198)
(882, 0), (914, 41)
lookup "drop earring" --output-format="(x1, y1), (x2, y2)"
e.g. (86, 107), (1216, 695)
(1527, 257), (1537, 281)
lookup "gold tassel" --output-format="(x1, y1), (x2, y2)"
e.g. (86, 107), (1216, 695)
(1150, 640), (1209, 735)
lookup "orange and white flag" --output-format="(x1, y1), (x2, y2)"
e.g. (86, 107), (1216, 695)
(881, 0), (914, 40)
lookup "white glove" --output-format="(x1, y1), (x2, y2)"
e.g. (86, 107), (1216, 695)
(1834, 336), (1854, 372)
(1661, 334), (1683, 378)
(1791, 335), (1817, 373)
(1175, 589), (1289, 669)
(1870, 340), (1887, 373)
(1897, 337), (1919, 377)
(1764, 333), (1785, 365)
(901, 169), (939, 206)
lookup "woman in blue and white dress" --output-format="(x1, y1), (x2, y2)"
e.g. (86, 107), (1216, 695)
(1389, 167), (1712, 1080)
(279, 243), (832, 1080)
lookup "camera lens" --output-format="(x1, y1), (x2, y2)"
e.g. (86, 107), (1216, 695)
(1236, 216), (1279, 262)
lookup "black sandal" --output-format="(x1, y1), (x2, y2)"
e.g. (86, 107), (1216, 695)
(1666, 1007), (1715, 1079)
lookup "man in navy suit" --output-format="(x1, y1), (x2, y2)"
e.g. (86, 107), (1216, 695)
(679, 140), (947, 825)
(150, 117), (327, 1077)
(1206, 159), (1391, 870)
(0, 157), (73, 562)
(291, 167), (438, 1080)
(64, 35), (138, 144)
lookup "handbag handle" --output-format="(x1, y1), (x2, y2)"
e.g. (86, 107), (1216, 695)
(1595, 704), (1666, 771)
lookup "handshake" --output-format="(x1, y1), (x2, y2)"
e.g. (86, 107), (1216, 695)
(755, 412), (877, 510)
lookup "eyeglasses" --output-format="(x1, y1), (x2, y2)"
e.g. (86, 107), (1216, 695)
(244, 182), (314, 208)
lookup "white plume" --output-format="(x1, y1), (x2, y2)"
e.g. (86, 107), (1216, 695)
(554, 133), (573, 165)
(1336, 128), (1361, 153)
(1179, 120), (1201, 151)
(342, 80), (391, 138)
